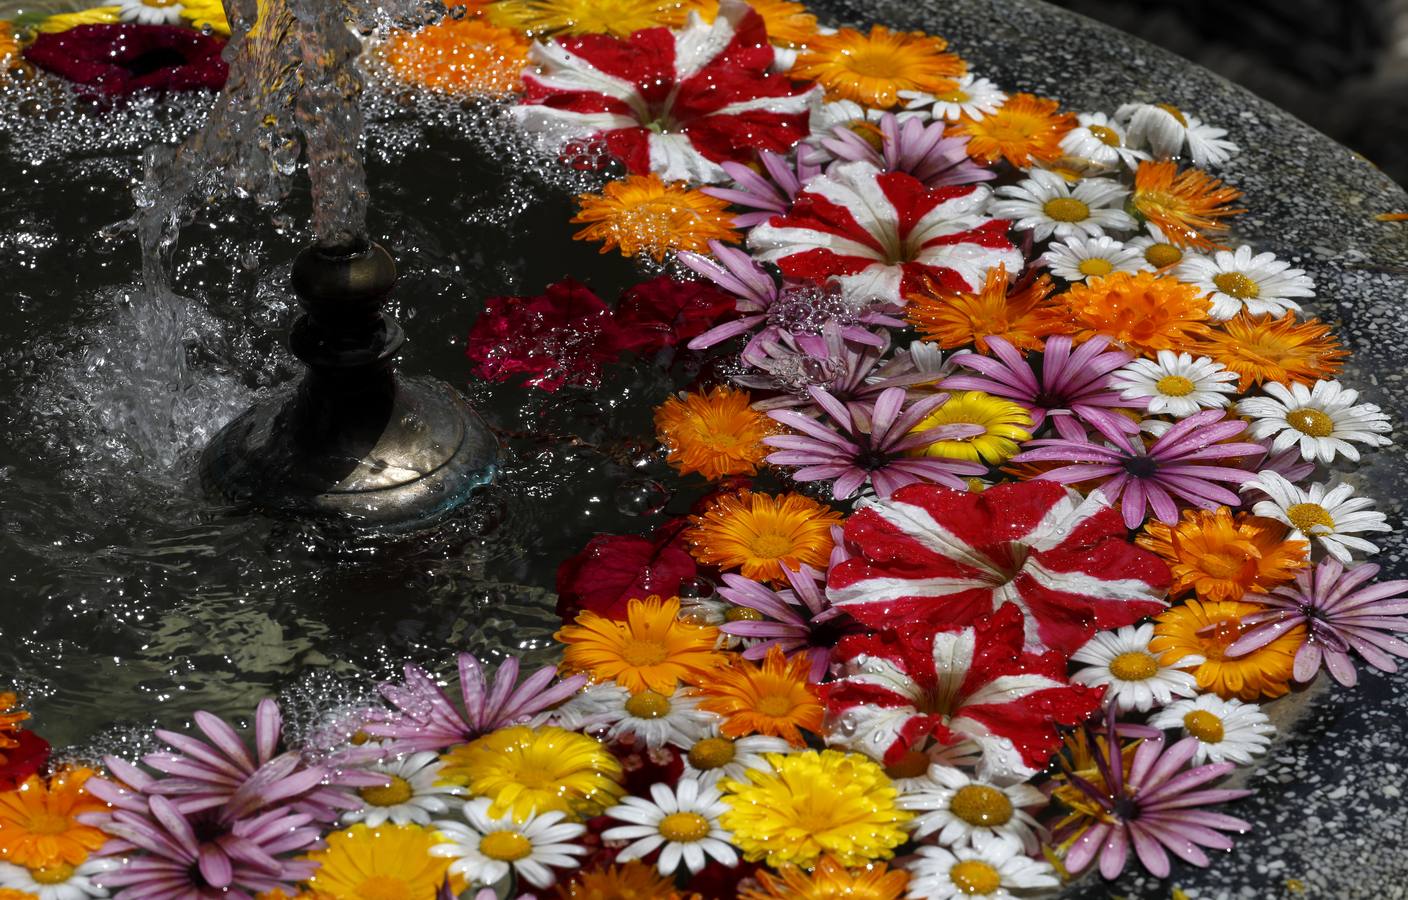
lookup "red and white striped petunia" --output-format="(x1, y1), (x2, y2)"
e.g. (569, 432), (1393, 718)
(823, 605), (1103, 779)
(513, 0), (818, 184)
(747, 160), (1023, 304)
(827, 481), (1170, 654)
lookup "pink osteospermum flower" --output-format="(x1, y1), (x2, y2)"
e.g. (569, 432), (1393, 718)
(809, 112), (996, 188)
(1010, 408), (1263, 529)
(717, 564), (856, 683)
(365, 654), (587, 752)
(1227, 556), (1408, 687)
(702, 152), (823, 228)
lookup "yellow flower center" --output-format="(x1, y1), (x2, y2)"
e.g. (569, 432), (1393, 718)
(948, 785), (1014, 827)
(1088, 124), (1122, 146)
(1155, 374), (1196, 397)
(25, 813), (71, 835)
(950, 859), (1002, 895)
(658, 811), (711, 842)
(359, 775), (414, 808)
(756, 694), (796, 718)
(349, 730), (371, 746)
(884, 749), (932, 780)
(1183, 710), (1226, 743)
(624, 690), (672, 720)
(355, 875), (418, 900)
(725, 606), (764, 622)
(30, 864), (75, 886)
(620, 638), (670, 667)
(479, 830), (534, 862)
(1286, 502), (1335, 533)
(1042, 197), (1090, 222)
(935, 88), (971, 103)
(1213, 271), (1261, 299)
(687, 737), (737, 770)
(1109, 651), (1160, 681)
(1077, 257), (1113, 277)
(1144, 242), (1183, 268)
(749, 532), (796, 560)
(1156, 102), (1189, 126)
(1286, 408), (1335, 437)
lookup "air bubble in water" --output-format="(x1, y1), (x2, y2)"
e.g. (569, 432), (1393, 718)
(614, 477), (670, 517)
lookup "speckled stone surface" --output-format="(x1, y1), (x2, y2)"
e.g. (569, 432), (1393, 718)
(804, 1), (1408, 897)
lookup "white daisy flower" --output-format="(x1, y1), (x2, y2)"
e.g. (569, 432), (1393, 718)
(897, 764), (1046, 853)
(1040, 235), (1145, 282)
(1239, 380), (1393, 464)
(1117, 102), (1240, 168)
(431, 798), (587, 890)
(117, 0), (186, 25)
(679, 730), (793, 785)
(905, 832), (1059, 899)
(343, 751), (464, 828)
(553, 683), (717, 751)
(901, 74), (1008, 122)
(1244, 471), (1391, 563)
(601, 778), (737, 875)
(883, 739), (986, 793)
(1149, 694), (1276, 765)
(988, 169), (1135, 242)
(1059, 111), (1150, 170)
(1071, 623), (1202, 713)
(1126, 222), (1191, 270)
(1174, 245), (1316, 320)
(1110, 350), (1239, 418)
(0, 858), (116, 900)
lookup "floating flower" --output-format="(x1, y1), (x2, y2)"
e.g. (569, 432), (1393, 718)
(1118, 102), (1239, 168)
(380, 17), (531, 98)
(684, 490), (843, 584)
(693, 0), (819, 46)
(741, 854), (910, 900)
(905, 264), (1069, 353)
(573, 175), (740, 261)
(602, 779), (736, 875)
(1174, 245), (1315, 320)
(1130, 159), (1245, 250)
(0, 770), (107, 869)
(1040, 235), (1145, 282)
(988, 169), (1135, 241)
(1149, 694), (1276, 765)
(898, 766), (1046, 852)
(614, 275), (738, 353)
(24, 24), (227, 96)
(902, 73), (1008, 122)
(823, 606), (1104, 778)
(1200, 311), (1346, 390)
(1062, 271), (1211, 357)
(486, 0), (693, 37)
(438, 724), (624, 823)
(552, 861), (686, 900)
(1059, 111), (1150, 169)
(554, 682), (716, 750)
(952, 93), (1076, 168)
(697, 646), (824, 747)
(810, 112), (996, 188)
(1243, 471), (1391, 563)
(905, 832), (1058, 899)
(829, 481), (1169, 652)
(720, 750), (911, 868)
(431, 797), (587, 890)
(1109, 350), (1239, 418)
(515, 2), (816, 183)
(716, 564), (852, 682)
(748, 161), (1021, 304)
(1137, 506), (1308, 602)
(554, 532), (698, 622)
(1227, 556), (1408, 687)
(342, 752), (464, 829)
(304, 824), (456, 900)
(1070, 623), (1201, 713)
(557, 595), (725, 694)
(1238, 379), (1392, 464)
(680, 731), (794, 786)
(1151, 598), (1305, 700)
(655, 386), (777, 481)
(0, 695), (47, 794)
(791, 25), (965, 109)
(907, 390), (1034, 464)
(465, 279), (625, 391)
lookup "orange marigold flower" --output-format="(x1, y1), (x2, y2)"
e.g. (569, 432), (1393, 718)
(1151, 598), (1305, 701)
(1137, 507), (1308, 602)
(1198, 311), (1347, 391)
(556, 595), (726, 694)
(953, 93), (1076, 168)
(685, 490), (843, 583)
(573, 174), (740, 262)
(693, 0), (818, 46)
(554, 860), (689, 899)
(1131, 160), (1245, 251)
(698, 647), (824, 746)
(654, 385), (777, 480)
(1063, 271), (1211, 357)
(379, 17), (531, 98)
(791, 25), (965, 109)
(740, 854), (910, 900)
(0, 768), (108, 869)
(905, 264), (1071, 353)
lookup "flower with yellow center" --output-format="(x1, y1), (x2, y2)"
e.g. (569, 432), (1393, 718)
(952, 93), (1076, 167)
(907, 391), (1033, 465)
(791, 25), (965, 108)
(685, 490), (843, 584)
(698, 646), (823, 747)
(905, 264), (1071, 354)
(0, 769), (107, 869)
(1151, 598), (1305, 700)
(380, 17), (531, 98)
(431, 797), (588, 890)
(1199, 312), (1347, 391)
(654, 386), (777, 480)
(1131, 160), (1246, 251)
(1063, 271), (1211, 357)
(556, 594), (726, 694)
(572, 174), (740, 261)
(552, 861), (686, 900)
(1137, 507), (1308, 602)
(898, 764), (1047, 853)
(721, 750), (911, 868)
(302, 824), (457, 900)
(692, 0), (818, 46)
(438, 724), (625, 822)
(739, 855), (911, 900)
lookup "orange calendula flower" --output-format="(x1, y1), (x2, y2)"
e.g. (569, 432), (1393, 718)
(0, 692), (28, 751)
(1063, 271), (1211, 357)
(1131, 160), (1245, 251)
(740, 854), (911, 900)
(554, 860), (689, 899)
(791, 25), (965, 109)
(654, 386), (777, 480)
(556, 595), (726, 693)
(1198, 312), (1347, 391)
(0, 23), (20, 64)
(953, 93), (1076, 168)
(1138, 508), (1308, 602)
(486, 0), (696, 37)
(699, 647), (824, 746)
(1150, 598), (1305, 701)
(0, 768), (108, 869)
(693, 0), (817, 46)
(905, 264), (1070, 353)
(685, 490), (843, 583)
(573, 175), (740, 262)
(380, 17), (531, 98)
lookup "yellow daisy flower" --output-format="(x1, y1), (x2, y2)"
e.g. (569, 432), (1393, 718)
(685, 490), (843, 584)
(181, 0), (230, 34)
(552, 860), (687, 899)
(556, 594), (726, 694)
(572, 174), (740, 262)
(303, 824), (457, 900)
(791, 25), (965, 109)
(654, 386), (777, 481)
(908, 391), (1033, 465)
(487, 0), (697, 39)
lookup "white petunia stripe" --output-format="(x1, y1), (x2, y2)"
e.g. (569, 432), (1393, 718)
(528, 42), (647, 117)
